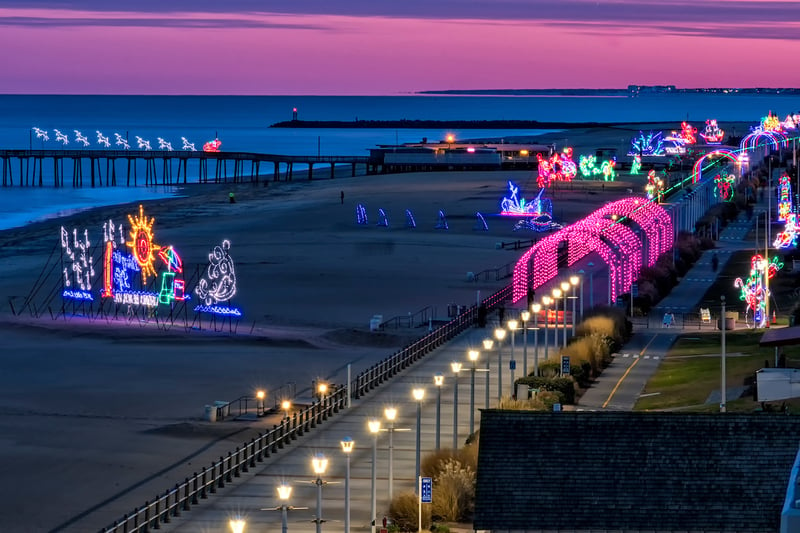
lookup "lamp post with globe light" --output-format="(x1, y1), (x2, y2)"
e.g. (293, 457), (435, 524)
(551, 289), (562, 354)
(531, 302), (541, 376)
(340, 437), (354, 533)
(368, 419), (381, 533)
(451, 361), (462, 449)
(256, 390), (265, 417)
(560, 281), (571, 347)
(493, 328), (506, 400)
(507, 319), (518, 395)
(541, 296), (551, 365)
(229, 519), (246, 533)
(570, 275), (581, 331)
(482, 339), (493, 409)
(412, 387), (425, 489)
(311, 454), (328, 533)
(384, 407), (397, 501)
(520, 311), (530, 378)
(434, 373), (444, 450)
(467, 350), (479, 434)
(277, 485), (292, 533)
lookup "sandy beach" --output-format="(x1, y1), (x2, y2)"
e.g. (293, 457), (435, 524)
(0, 125), (662, 531)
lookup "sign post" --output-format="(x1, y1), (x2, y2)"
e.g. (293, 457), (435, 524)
(631, 283), (638, 317)
(419, 476), (432, 532)
(561, 355), (570, 377)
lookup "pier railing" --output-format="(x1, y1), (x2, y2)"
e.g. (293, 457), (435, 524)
(99, 282), (512, 533)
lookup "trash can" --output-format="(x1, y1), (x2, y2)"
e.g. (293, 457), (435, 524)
(791, 315), (796, 327)
(204, 405), (217, 422)
(725, 317), (735, 331)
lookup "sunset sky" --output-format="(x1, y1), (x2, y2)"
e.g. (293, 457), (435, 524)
(1, 0), (799, 95)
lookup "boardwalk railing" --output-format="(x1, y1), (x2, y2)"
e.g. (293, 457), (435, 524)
(99, 283), (512, 533)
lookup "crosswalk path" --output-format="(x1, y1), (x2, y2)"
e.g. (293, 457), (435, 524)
(613, 352), (660, 361)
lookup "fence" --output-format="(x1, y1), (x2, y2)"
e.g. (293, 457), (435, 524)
(99, 282), (512, 533)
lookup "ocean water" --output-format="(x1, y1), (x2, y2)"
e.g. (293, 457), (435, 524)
(0, 93), (798, 230)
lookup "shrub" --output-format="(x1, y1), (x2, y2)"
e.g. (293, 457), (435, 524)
(516, 376), (575, 404)
(431, 524), (451, 533)
(389, 491), (431, 531)
(538, 360), (561, 378)
(430, 458), (475, 521)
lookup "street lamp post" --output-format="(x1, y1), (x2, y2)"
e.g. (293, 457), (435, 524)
(587, 262), (595, 309)
(531, 303), (541, 376)
(277, 484), (292, 533)
(507, 319), (518, 395)
(311, 454), (328, 533)
(451, 362), (462, 449)
(412, 387), (425, 490)
(551, 289), (562, 353)
(229, 519), (246, 533)
(493, 328), (506, 401)
(467, 350), (479, 434)
(482, 339), (493, 409)
(256, 390), (265, 417)
(541, 296), (551, 365)
(368, 419), (381, 533)
(520, 311), (530, 378)
(570, 275), (580, 336)
(560, 281), (570, 347)
(434, 374), (444, 450)
(281, 400), (292, 421)
(721, 295), (727, 413)
(340, 437), (354, 533)
(384, 407), (397, 501)
(577, 271), (585, 321)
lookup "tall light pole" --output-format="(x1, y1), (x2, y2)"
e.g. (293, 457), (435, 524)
(277, 484), (292, 533)
(451, 361), (462, 449)
(560, 281), (570, 347)
(230, 519), (246, 533)
(433, 374), (444, 450)
(542, 296), (551, 365)
(531, 303), (541, 376)
(481, 339), (493, 409)
(520, 311), (530, 378)
(577, 271), (585, 321)
(493, 328), (506, 401)
(507, 319), (518, 395)
(570, 275), (580, 335)
(412, 387), (425, 490)
(721, 295), (727, 413)
(281, 400), (292, 421)
(587, 261), (595, 309)
(256, 389), (265, 417)
(384, 407), (397, 501)
(368, 419), (381, 533)
(311, 454), (328, 533)
(340, 437), (354, 533)
(467, 350), (479, 434)
(551, 289), (562, 353)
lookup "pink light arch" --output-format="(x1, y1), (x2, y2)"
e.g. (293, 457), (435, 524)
(588, 198), (673, 266)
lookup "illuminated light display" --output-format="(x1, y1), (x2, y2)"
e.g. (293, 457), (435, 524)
(628, 131), (665, 157)
(740, 129), (783, 152)
(115, 290), (159, 308)
(195, 239), (237, 306)
(665, 122), (697, 146)
(62, 289), (94, 301)
(96, 131), (110, 148)
(691, 148), (739, 183)
(475, 212), (489, 231)
(405, 209), (416, 228)
(194, 304), (243, 317)
(377, 208), (389, 227)
(436, 210), (449, 230)
(157, 137), (173, 151)
(713, 171), (735, 202)
(777, 173), (792, 222)
(782, 114), (800, 130)
(512, 197), (673, 303)
(181, 137), (196, 151)
(645, 170), (664, 202)
(101, 216), (126, 298)
(761, 112), (782, 132)
(61, 226), (95, 293)
(500, 181), (551, 216)
(536, 148), (577, 187)
(114, 133), (130, 150)
(158, 245), (183, 274)
(356, 204), (368, 225)
(33, 127), (49, 141)
(734, 254), (782, 328)
(203, 138), (222, 152)
(630, 155), (642, 175)
(157, 245), (188, 304)
(54, 129), (69, 145)
(699, 119), (724, 144)
(136, 136), (152, 151)
(774, 213), (798, 249)
(126, 205), (161, 283)
(578, 156), (616, 180)
(74, 130), (90, 147)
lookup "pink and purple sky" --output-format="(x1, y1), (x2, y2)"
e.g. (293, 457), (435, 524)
(1, 0), (799, 95)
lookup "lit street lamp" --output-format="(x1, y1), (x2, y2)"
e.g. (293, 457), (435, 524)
(541, 296), (551, 365)
(520, 311), (530, 378)
(531, 303), (541, 377)
(281, 399), (292, 421)
(493, 328), (506, 400)
(229, 519), (246, 533)
(451, 361), (462, 449)
(576, 271), (585, 322)
(384, 407), (397, 501)
(570, 275), (580, 336)
(721, 295), (727, 413)
(256, 390), (266, 417)
(340, 437), (354, 533)
(434, 374), (444, 450)
(560, 281), (570, 347)
(481, 339), (493, 409)
(412, 387), (425, 489)
(368, 419), (381, 533)
(277, 485), (292, 533)
(311, 454), (329, 533)
(467, 350), (479, 434)
(551, 290), (562, 354)
(507, 319), (518, 395)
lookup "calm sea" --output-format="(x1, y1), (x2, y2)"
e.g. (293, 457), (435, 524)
(0, 93), (797, 230)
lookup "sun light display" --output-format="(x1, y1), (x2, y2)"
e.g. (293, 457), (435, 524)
(734, 254), (782, 328)
(126, 205), (161, 283)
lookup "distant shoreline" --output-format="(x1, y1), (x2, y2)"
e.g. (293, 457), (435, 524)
(269, 119), (672, 129)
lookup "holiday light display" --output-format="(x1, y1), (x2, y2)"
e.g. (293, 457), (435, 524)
(157, 137), (173, 151)
(203, 138), (222, 152)
(645, 170), (664, 201)
(32, 127), (49, 141)
(691, 148), (739, 183)
(114, 133), (130, 150)
(74, 130), (90, 147)
(101, 219), (125, 298)
(158, 245), (187, 304)
(436, 210), (449, 230)
(699, 119), (724, 144)
(377, 208), (389, 227)
(774, 213), (798, 249)
(126, 205), (160, 283)
(96, 131), (110, 148)
(356, 204), (368, 225)
(630, 155), (642, 175)
(61, 225), (95, 301)
(475, 212), (489, 231)
(714, 171), (735, 202)
(778, 173), (792, 222)
(54, 129), (69, 145)
(740, 129), (784, 152)
(499, 181), (560, 231)
(194, 240), (239, 317)
(405, 209), (416, 228)
(783, 114), (800, 130)
(761, 112), (782, 132)
(666, 122), (697, 145)
(628, 131), (665, 157)
(181, 137), (196, 151)
(734, 254), (782, 328)
(512, 197), (673, 303)
(136, 136), (152, 150)
(536, 148), (577, 187)
(578, 156), (616, 181)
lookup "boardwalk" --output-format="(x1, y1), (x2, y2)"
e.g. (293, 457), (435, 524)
(0, 149), (375, 188)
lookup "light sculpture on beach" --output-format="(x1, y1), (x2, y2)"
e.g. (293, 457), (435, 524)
(475, 212), (488, 231)
(740, 129), (783, 152)
(774, 213), (798, 250)
(405, 209), (416, 228)
(436, 210), (449, 230)
(645, 170), (664, 202)
(114, 133), (130, 150)
(61, 226), (95, 301)
(157, 137), (173, 151)
(96, 131), (110, 148)
(778, 173), (792, 222)
(536, 148), (577, 187)
(136, 136), (152, 150)
(54, 129), (69, 145)
(628, 131), (665, 157)
(377, 208), (389, 227)
(699, 119), (724, 144)
(181, 137), (196, 151)
(783, 114), (800, 130)
(762, 112), (782, 132)
(74, 130), (90, 147)
(578, 155), (616, 181)
(203, 138), (222, 152)
(194, 239), (240, 317)
(158, 245), (188, 304)
(499, 181), (560, 231)
(101, 219), (125, 298)
(734, 254), (782, 328)
(713, 171), (735, 202)
(356, 204), (368, 225)
(32, 127), (49, 141)
(126, 205), (161, 283)
(630, 155), (642, 175)
(664, 122), (696, 154)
